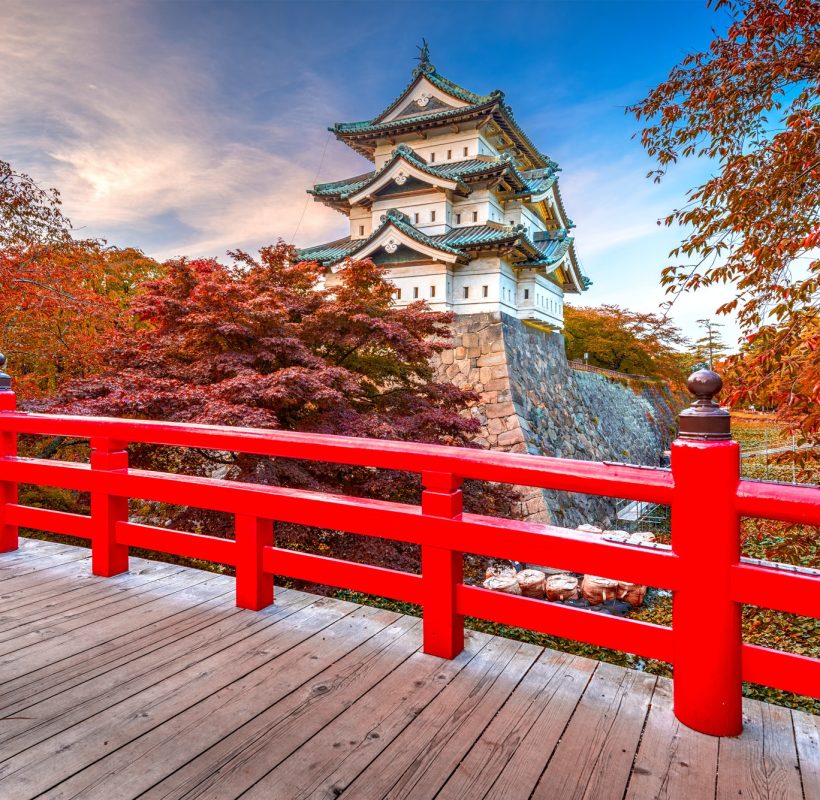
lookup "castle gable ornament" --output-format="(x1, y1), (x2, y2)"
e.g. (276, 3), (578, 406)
(394, 170), (408, 185)
(383, 238), (399, 254)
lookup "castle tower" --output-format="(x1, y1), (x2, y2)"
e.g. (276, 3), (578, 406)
(298, 43), (590, 330)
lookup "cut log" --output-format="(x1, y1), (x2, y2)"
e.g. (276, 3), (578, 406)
(515, 569), (546, 599)
(617, 581), (647, 607)
(576, 524), (603, 534)
(482, 575), (522, 594)
(485, 563), (517, 581)
(545, 573), (579, 602)
(580, 575), (619, 605)
(604, 530), (657, 545)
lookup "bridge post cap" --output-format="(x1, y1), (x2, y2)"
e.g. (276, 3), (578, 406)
(678, 368), (731, 441)
(0, 353), (10, 392)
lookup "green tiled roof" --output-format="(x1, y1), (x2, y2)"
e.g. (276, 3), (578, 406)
(310, 146), (542, 204)
(296, 235), (359, 264)
(333, 100), (495, 135)
(298, 219), (568, 270)
(371, 60), (500, 124)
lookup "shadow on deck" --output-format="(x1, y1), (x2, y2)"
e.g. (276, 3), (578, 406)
(0, 539), (816, 800)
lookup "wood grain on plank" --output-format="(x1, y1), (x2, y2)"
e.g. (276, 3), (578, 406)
(717, 698), (803, 800)
(624, 678), (718, 800)
(530, 661), (656, 800)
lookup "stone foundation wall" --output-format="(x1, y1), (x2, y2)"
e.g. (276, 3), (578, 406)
(432, 312), (680, 528)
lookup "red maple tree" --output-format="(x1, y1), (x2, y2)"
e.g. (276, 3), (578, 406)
(50, 245), (516, 573)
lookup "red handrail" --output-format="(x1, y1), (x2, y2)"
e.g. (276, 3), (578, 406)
(0, 392), (817, 738)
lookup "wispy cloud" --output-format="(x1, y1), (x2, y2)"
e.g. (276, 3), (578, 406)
(0, 0), (355, 259)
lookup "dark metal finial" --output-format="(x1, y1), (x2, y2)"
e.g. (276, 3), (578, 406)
(0, 353), (11, 392)
(678, 368), (731, 441)
(413, 39), (434, 75)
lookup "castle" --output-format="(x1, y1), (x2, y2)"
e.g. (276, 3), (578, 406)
(299, 43), (590, 330)
(299, 46), (675, 528)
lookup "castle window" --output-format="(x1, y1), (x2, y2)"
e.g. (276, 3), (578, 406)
(430, 285), (436, 298)
(463, 146), (469, 156)
(431, 210), (436, 222)
(396, 288), (402, 300)
(482, 285), (488, 298)
(463, 286), (469, 299)
(414, 213), (419, 224)
(447, 149), (452, 160)
(359, 225), (364, 236)
(524, 289), (529, 300)
(472, 211), (478, 222)
(455, 213), (461, 224)
(413, 287), (419, 299)
(430, 152), (436, 163)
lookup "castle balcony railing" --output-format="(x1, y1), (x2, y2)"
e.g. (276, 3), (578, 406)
(0, 362), (816, 739)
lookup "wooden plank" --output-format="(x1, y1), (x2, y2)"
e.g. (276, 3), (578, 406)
(0, 559), (191, 637)
(0, 595), (359, 797)
(624, 678), (718, 800)
(0, 562), (202, 658)
(239, 633), (513, 800)
(530, 661), (656, 800)
(0, 576), (238, 721)
(439, 650), (597, 800)
(0, 568), (236, 702)
(793, 709), (820, 800)
(335, 639), (543, 800)
(0, 539), (74, 566)
(717, 698), (803, 800)
(0, 587), (311, 753)
(55, 608), (415, 799)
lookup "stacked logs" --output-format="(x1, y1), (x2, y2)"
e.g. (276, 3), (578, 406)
(481, 525), (655, 611)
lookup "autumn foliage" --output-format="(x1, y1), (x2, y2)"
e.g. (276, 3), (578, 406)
(52, 246), (516, 540)
(1, 159), (162, 397)
(563, 304), (690, 383)
(630, 0), (819, 447)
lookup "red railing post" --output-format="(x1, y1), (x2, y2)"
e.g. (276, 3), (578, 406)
(235, 515), (274, 610)
(421, 470), (464, 658)
(0, 354), (17, 553)
(671, 369), (742, 736)
(90, 437), (130, 576)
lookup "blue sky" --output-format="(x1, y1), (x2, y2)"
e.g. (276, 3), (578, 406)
(1, 0), (740, 345)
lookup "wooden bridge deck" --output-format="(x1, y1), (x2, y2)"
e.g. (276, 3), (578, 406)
(0, 539), (816, 800)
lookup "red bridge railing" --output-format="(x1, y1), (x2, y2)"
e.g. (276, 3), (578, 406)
(0, 365), (817, 738)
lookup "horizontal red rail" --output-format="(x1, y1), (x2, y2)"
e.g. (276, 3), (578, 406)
(0, 457), (681, 588)
(262, 546), (425, 605)
(1, 404), (818, 740)
(2, 411), (675, 503)
(116, 521), (237, 566)
(5, 504), (92, 539)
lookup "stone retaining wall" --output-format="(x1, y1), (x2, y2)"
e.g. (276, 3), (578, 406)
(432, 312), (680, 528)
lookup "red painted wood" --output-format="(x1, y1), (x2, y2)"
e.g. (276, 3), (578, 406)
(736, 479), (820, 525)
(457, 584), (674, 662)
(261, 546), (424, 604)
(742, 643), (820, 699)
(89, 438), (129, 577)
(421, 471), (464, 658)
(0, 391), (17, 552)
(0, 412), (675, 503)
(0, 459), (682, 588)
(731, 562), (819, 618)
(671, 439), (743, 737)
(116, 521), (236, 565)
(5, 504), (93, 539)
(0, 408), (817, 739)
(235, 515), (273, 611)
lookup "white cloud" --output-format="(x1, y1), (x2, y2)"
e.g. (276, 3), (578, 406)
(0, 0), (355, 259)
